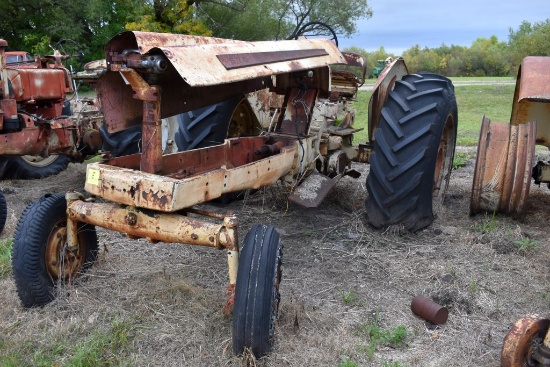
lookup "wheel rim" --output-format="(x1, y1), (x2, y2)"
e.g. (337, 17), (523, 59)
(470, 118), (536, 217)
(433, 111), (457, 204)
(502, 315), (550, 367)
(20, 155), (60, 168)
(44, 218), (85, 282)
(227, 99), (262, 138)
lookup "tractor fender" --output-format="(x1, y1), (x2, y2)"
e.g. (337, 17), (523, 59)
(510, 56), (550, 149)
(367, 57), (409, 143)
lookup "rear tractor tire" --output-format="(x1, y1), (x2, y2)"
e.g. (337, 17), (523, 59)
(0, 155), (72, 179)
(12, 194), (98, 307)
(365, 73), (457, 232)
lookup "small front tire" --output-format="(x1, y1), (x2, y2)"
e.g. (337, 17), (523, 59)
(12, 194), (98, 307)
(232, 224), (283, 358)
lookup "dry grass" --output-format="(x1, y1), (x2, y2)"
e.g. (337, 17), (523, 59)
(1, 151), (550, 366)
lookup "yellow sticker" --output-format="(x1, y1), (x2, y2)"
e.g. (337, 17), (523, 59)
(87, 168), (100, 185)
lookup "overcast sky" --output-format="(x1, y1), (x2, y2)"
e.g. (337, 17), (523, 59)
(339, 0), (550, 54)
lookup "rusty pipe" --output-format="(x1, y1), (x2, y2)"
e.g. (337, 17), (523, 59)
(67, 200), (238, 249)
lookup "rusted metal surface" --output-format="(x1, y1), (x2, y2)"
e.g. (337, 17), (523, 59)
(277, 87), (318, 135)
(288, 172), (337, 207)
(410, 296), (448, 325)
(501, 315), (550, 367)
(67, 199), (238, 249)
(85, 137), (298, 212)
(6, 68), (71, 102)
(0, 38), (104, 160)
(0, 122), (76, 156)
(217, 49), (329, 70)
(105, 31), (241, 63)
(470, 118), (536, 218)
(368, 58), (409, 142)
(341, 52), (367, 87)
(353, 143), (372, 163)
(433, 106), (458, 205)
(510, 56), (550, 149)
(99, 31), (345, 133)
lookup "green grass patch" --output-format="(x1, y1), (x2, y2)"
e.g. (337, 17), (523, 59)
(353, 82), (515, 147)
(452, 151), (474, 170)
(454, 84), (514, 146)
(0, 320), (135, 366)
(449, 76), (515, 83)
(359, 314), (408, 359)
(0, 238), (13, 278)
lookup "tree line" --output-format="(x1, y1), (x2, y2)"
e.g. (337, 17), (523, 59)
(348, 19), (550, 77)
(0, 0), (548, 77)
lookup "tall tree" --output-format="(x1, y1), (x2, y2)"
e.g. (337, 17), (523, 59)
(125, 0), (211, 35)
(194, 0), (372, 41)
(508, 19), (550, 69)
(0, 0), (134, 62)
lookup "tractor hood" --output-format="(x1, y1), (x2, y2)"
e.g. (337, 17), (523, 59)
(98, 31), (346, 133)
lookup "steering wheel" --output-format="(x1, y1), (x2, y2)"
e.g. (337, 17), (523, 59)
(293, 21), (338, 47)
(49, 39), (85, 70)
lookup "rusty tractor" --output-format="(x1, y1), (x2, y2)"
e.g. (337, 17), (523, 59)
(0, 40), (105, 180)
(469, 57), (550, 366)
(0, 39), (101, 233)
(11, 30), (457, 357)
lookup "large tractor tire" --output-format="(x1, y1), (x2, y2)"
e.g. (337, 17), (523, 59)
(365, 73), (457, 232)
(99, 124), (143, 157)
(100, 95), (253, 157)
(0, 191), (6, 233)
(233, 224), (283, 358)
(0, 155), (72, 180)
(12, 194), (98, 307)
(174, 95), (249, 151)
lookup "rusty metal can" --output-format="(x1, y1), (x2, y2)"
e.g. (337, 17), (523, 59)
(411, 296), (448, 325)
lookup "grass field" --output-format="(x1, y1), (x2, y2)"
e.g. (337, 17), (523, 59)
(353, 79), (516, 147)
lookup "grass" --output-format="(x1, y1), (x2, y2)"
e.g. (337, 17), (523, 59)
(0, 320), (134, 366)
(452, 151), (474, 170)
(353, 79), (515, 147)
(340, 289), (356, 304)
(515, 237), (539, 253)
(477, 212), (498, 233)
(359, 314), (408, 359)
(0, 238), (13, 278)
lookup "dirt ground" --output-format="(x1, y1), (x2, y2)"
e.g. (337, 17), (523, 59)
(1, 148), (550, 367)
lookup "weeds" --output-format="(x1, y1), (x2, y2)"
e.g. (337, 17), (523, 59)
(0, 320), (134, 366)
(360, 314), (408, 359)
(515, 237), (539, 253)
(340, 289), (356, 304)
(338, 357), (358, 367)
(452, 151), (472, 170)
(0, 238), (13, 278)
(469, 278), (478, 295)
(477, 212), (498, 233)
(383, 362), (402, 367)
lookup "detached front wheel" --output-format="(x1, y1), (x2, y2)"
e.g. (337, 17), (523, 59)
(12, 194), (98, 307)
(232, 224), (283, 358)
(365, 73), (457, 232)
